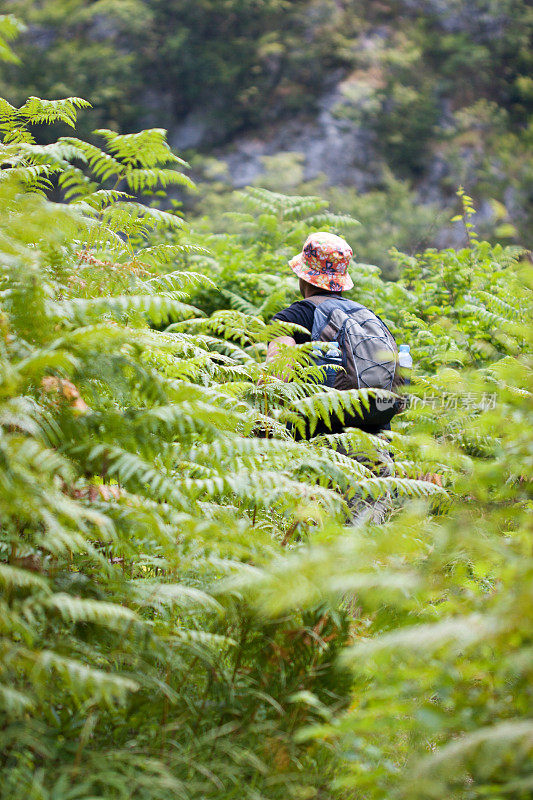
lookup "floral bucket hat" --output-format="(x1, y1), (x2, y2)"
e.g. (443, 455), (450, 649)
(288, 231), (354, 292)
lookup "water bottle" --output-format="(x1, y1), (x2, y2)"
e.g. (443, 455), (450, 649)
(398, 344), (413, 387)
(312, 342), (343, 387)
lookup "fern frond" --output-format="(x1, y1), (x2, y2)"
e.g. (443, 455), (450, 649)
(352, 475), (447, 502)
(0, 684), (34, 716)
(142, 270), (215, 293)
(0, 563), (49, 593)
(219, 288), (259, 315)
(38, 594), (137, 628)
(20, 96), (91, 128)
(94, 128), (188, 168)
(56, 293), (202, 326)
(59, 136), (123, 181)
(31, 649), (138, 702)
(0, 163), (56, 193)
(100, 202), (186, 237)
(304, 211), (359, 228)
(124, 168), (194, 193)
(0, 14), (25, 65)
(58, 165), (96, 200)
(140, 243), (209, 264)
(69, 442), (186, 507)
(285, 388), (398, 437)
(74, 189), (134, 210)
(130, 581), (222, 613)
(342, 614), (496, 662)
(410, 719), (533, 791)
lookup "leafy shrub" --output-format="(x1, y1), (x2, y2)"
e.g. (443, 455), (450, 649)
(0, 92), (364, 800)
(1, 17), (531, 799)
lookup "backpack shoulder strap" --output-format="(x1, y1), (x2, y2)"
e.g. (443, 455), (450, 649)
(307, 296), (350, 341)
(306, 295), (333, 306)
(307, 295), (367, 312)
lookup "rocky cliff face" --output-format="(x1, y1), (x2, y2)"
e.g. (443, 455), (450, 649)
(8, 0), (527, 249)
(217, 82), (384, 191)
(181, 0), (527, 246)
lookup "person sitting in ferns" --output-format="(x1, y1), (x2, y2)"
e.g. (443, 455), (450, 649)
(267, 232), (402, 439)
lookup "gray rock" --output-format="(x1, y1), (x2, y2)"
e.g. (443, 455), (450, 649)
(219, 84), (384, 190)
(399, 0), (510, 41)
(25, 25), (56, 51)
(171, 110), (212, 151)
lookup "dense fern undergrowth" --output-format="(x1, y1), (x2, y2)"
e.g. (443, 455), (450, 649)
(1, 18), (532, 800)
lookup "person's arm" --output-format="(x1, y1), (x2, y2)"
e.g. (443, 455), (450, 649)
(265, 336), (297, 382)
(266, 336), (297, 363)
(264, 302), (312, 380)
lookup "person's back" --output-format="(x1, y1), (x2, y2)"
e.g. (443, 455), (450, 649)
(267, 231), (401, 437)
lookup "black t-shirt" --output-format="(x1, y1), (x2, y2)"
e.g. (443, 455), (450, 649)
(271, 290), (391, 436)
(272, 290), (342, 343)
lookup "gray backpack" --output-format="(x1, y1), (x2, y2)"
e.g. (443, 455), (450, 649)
(308, 295), (399, 399)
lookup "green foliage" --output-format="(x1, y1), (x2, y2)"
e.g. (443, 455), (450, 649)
(1, 64), (532, 800)
(182, 185), (358, 316)
(0, 1), (150, 134)
(0, 14), (25, 64)
(2, 1), (532, 248)
(0, 0), (352, 139)
(0, 90), (396, 800)
(219, 226), (533, 799)
(326, 173), (450, 277)
(334, 0), (533, 240)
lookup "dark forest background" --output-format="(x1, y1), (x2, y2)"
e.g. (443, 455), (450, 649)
(1, 0), (531, 273)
